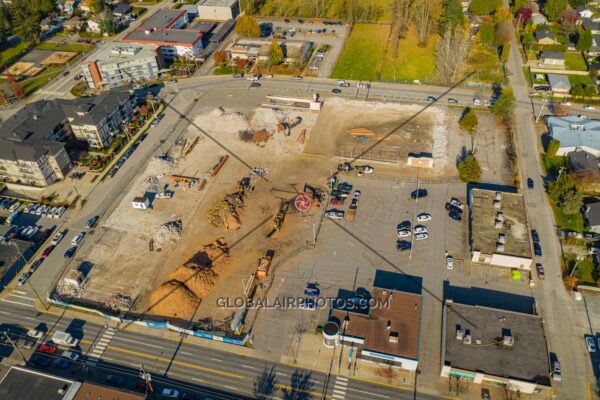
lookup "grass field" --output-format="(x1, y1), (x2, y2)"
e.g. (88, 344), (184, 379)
(568, 74), (595, 87)
(332, 24), (390, 81)
(0, 41), (31, 68)
(565, 52), (588, 71)
(61, 43), (94, 53)
(35, 42), (59, 51)
(468, 44), (503, 84)
(380, 28), (438, 81)
(551, 201), (585, 233)
(563, 253), (597, 283)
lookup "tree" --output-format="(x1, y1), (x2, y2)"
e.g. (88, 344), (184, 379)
(543, 0), (568, 22)
(391, 0), (416, 39)
(414, 0), (443, 46)
(548, 172), (583, 214)
(0, 5), (10, 44)
(511, 0), (528, 13)
(559, 6), (577, 25)
(547, 139), (561, 156)
(235, 58), (248, 71)
(459, 107), (478, 131)
(577, 28), (593, 52)
(138, 105), (148, 117)
(35, 0), (55, 14)
(235, 15), (261, 37)
(479, 20), (495, 45)
(517, 7), (533, 22)
(494, 21), (513, 45)
(12, 1), (42, 42)
(560, 186), (583, 213)
(254, 365), (278, 400)
(436, 29), (471, 84)
(213, 50), (228, 66)
(492, 88), (516, 116)
(282, 370), (314, 400)
(100, 15), (119, 35)
(494, 7), (513, 23)
(439, 0), (464, 36)
(268, 39), (284, 65)
(458, 154), (482, 182)
(89, 0), (105, 14)
(469, 0), (502, 15)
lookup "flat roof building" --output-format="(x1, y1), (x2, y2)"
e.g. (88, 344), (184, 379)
(469, 188), (533, 270)
(0, 366), (80, 400)
(441, 300), (551, 394)
(229, 38), (312, 63)
(198, 0), (240, 21)
(139, 8), (187, 30)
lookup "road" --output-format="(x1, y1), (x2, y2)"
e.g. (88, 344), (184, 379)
(505, 10), (593, 400)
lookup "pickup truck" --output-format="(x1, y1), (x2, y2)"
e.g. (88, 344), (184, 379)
(52, 331), (79, 347)
(345, 208), (356, 222)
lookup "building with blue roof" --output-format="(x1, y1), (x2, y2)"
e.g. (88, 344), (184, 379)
(547, 116), (600, 157)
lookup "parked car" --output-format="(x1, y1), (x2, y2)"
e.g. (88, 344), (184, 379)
(304, 287), (320, 297)
(349, 198), (359, 210)
(536, 263), (545, 279)
(398, 221), (411, 230)
(64, 247), (77, 259)
(325, 209), (344, 219)
(584, 105), (596, 110)
(61, 350), (80, 361)
(397, 229), (411, 238)
(449, 198), (464, 210)
(586, 336), (597, 352)
(449, 211), (462, 221)
(31, 355), (51, 367)
(352, 190), (361, 199)
(552, 358), (561, 382)
(264, 74), (273, 78)
(337, 182), (353, 191)
(162, 388), (180, 398)
(27, 329), (44, 339)
(330, 198), (344, 206)
(106, 374), (126, 386)
(411, 189), (428, 199)
(340, 82), (350, 87)
(332, 88), (341, 93)
(38, 344), (56, 354)
(18, 272), (31, 286)
(397, 240), (412, 252)
(534, 243), (542, 257)
(414, 233), (429, 241)
(30, 258), (44, 273)
(291, 75), (303, 80)
(84, 216), (99, 229)
(232, 73), (243, 78)
(447, 98), (458, 104)
(417, 213), (431, 222)
(53, 359), (70, 368)
(71, 232), (85, 246)
(531, 229), (540, 243)
(446, 256), (454, 270)
(413, 225), (428, 234)
(527, 178), (534, 189)
(250, 82), (261, 88)
(42, 246), (55, 258)
(445, 202), (463, 214)
(426, 96), (436, 102)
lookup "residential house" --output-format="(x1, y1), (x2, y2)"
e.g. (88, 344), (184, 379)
(63, 16), (84, 31)
(547, 115), (600, 156)
(583, 18), (600, 34)
(539, 51), (565, 66)
(577, 4), (594, 19)
(78, 1), (91, 15)
(547, 74), (571, 94)
(531, 13), (548, 25)
(535, 30), (557, 45)
(111, 2), (132, 18)
(585, 202), (600, 233)
(569, 150), (600, 174)
(591, 34), (600, 56)
(81, 44), (165, 89)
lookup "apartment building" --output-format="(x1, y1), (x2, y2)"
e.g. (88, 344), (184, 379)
(82, 44), (165, 89)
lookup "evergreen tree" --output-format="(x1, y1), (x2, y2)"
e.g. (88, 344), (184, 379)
(439, 0), (464, 36)
(576, 27), (592, 52)
(492, 88), (516, 116)
(12, 2), (41, 42)
(458, 154), (482, 182)
(268, 39), (284, 65)
(459, 107), (478, 131)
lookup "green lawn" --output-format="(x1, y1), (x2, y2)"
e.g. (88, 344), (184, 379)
(563, 253), (597, 283)
(0, 40), (31, 68)
(213, 65), (239, 75)
(564, 52), (588, 71)
(551, 202), (585, 233)
(568, 74), (595, 87)
(35, 42), (59, 51)
(380, 28), (437, 81)
(61, 43), (94, 53)
(20, 66), (63, 95)
(542, 153), (566, 176)
(332, 24), (390, 81)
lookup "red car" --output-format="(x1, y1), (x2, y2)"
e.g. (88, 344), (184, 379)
(42, 245), (55, 257)
(38, 344), (56, 354)
(330, 198), (344, 206)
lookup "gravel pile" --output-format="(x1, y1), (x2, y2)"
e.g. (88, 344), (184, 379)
(152, 219), (183, 250)
(147, 156), (176, 177)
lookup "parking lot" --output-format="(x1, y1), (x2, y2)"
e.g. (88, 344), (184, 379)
(256, 18), (349, 78)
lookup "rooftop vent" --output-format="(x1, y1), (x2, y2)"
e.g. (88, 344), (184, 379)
(495, 220), (503, 228)
(464, 333), (472, 345)
(496, 243), (505, 252)
(493, 200), (501, 209)
(570, 123), (585, 131)
(498, 233), (506, 243)
(389, 331), (399, 343)
(495, 192), (502, 201)
(456, 326), (464, 340)
(503, 335), (514, 346)
(496, 212), (504, 221)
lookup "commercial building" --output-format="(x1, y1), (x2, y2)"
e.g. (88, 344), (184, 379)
(229, 38), (313, 63)
(81, 44), (165, 89)
(469, 188), (533, 270)
(441, 300), (551, 394)
(0, 100), (73, 187)
(324, 271), (423, 371)
(198, 0), (240, 21)
(547, 115), (600, 157)
(122, 9), (203, 59)
(63, 87), (137, 148)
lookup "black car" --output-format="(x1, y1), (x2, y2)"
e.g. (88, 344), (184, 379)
(284, 18), (290, 23)
(534, 243), (542, 257)
(449, 211), (462, 221)
(445, 202), (463, 214)
(531, 229), (540, 243)
(426, 96), (436, 102)
(398, 220), (411, 230)
(106, 374), (126, 386)
(331, 190), (349, 198)
(250, 82), (261, 88)
(31, 355), (51, 367)
(397, 240), (412, 252)
(337, 182), (353, 192)
(298, 19), (304, 23)
(349, 198), (358, 210)
(332, 88), (342, 93)
(411, 188), (428, 199)
(536, 85), (551, 92)
(536, 263), (545, 279)
(64, 246), (77, 259)
(527, 178), (534, 189)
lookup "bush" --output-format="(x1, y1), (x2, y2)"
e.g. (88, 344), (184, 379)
(459, 107), (478, 131)
(458, 154), (482, 182)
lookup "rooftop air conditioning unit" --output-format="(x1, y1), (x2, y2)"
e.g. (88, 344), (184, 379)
(463, 334), (472, 345)
(475, 338), (482, 345)
(496, 212), (504, 221)
(495, 192), (502, 201)
(389, 332), (399, 343)
(496, 243), (505, 252)
(495, 220), (502, 228)
(456, 329), (464, 340)
(494, 200), (501, 209)
(503, 335), (514, 346)
(498, 233), (506, 243)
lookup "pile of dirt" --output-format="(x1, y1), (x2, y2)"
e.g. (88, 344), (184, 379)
(238, 129), (270, 143)
(148, 238), (230, 320)
(151, 219), (183, 250)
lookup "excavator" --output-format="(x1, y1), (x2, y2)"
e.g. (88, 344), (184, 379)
(303, 183), (326, 208)
(266, 201), (289, 238)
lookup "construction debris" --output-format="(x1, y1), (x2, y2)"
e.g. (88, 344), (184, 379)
(182, 136), (200, 158)
(277, 116), (302, 136)
(210, 155), (229, 177)
(151, 219), (183, 250)
(238, 129), (270, 143)
(256, 250), (275, 278)
(297, 129), (306, 144)
(147, 155), (176, 177)
(105, 293), (133, 311)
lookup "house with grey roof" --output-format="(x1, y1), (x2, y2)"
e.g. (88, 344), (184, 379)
(535, 30), (557, 45)
(577, 4), (594, 19)
(547, 74), (571, 93)
(547, 116), (600, 157)
(540, 51), (565, 66)
(583, 17), (600, 34)
(584, 201), (600, 233)
(569, 150), (600, 174)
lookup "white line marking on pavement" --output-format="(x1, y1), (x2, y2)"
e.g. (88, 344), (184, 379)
(13, 290), (26, 295)
(192, 378), (205, 383)
(241, 364), (255, 369)
(102, 356), (116, 361)
(8, 294), (36, 301)
(0, 310), (9, 315)
(210, 357), (223, 362)
(335, 381), (348, 386)
(276, 372), (288, 376)
(332, 395), (345, 400)
(179, 351), (193, 356)
(224, 386), (238, 391)
(333, 389), (346, 395)
(345, 387), (389, 398)
(112, 337), (163, 348)
(336, 376), (348, 381)
(0, 299), (34, 307)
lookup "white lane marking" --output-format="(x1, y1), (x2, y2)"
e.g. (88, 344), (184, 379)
(334, 389), (346, 395)
(112, 336), (163, 349)
(336, 376), (348, 381)
(102, 356), (116, 361)
(224, 385), (238, 391)
(23, 316), (35, 320)
(345, 387), (389, 398)
(210, 357), (223, 362)
(13, 290), (27, 295)
(0, 299), (34, 307)
(335, 381), (348, 387)
(192, 378), (205, 383)
(241, 364), (255, 369)
(332, 395), (345, 400)
(179, 351), (193, 356)
(128, 363), (138, 367)
(0, 310), (9, 315)
(8, 294), (36, 301)
(276, 372), (287, 376)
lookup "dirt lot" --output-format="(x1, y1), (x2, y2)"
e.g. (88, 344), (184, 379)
(74, 92), (513, 329)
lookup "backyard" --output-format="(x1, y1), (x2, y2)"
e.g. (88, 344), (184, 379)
(552, 202), (585, 233)
(332, 24), (389, 81)
(564, 52), (588, 71)
(563, 253), (597, 284)
(380, 28), (437, 82)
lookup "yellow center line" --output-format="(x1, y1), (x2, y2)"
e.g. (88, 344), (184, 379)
(80, 339), (244, 380)
(274, 383), (331, 398)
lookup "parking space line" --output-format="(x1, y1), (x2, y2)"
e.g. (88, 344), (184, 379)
(0, 299), (35, 307)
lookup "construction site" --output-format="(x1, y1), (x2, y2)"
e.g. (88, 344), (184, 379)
(51, 91), (512, 338)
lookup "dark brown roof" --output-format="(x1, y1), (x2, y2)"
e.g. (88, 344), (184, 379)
(73, 382), (144, 400)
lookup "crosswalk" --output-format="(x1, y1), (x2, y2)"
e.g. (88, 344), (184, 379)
(331, 375), (348, 400)
(87, 327), (116, 363)
(1, 289), (36, 308)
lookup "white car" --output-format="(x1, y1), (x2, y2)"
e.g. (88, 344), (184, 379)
(560, 102), (572, 106)
(584, 105), (595, 110)
(352, 190), (361, 199)
(25, 227), (38, 239)
(27, 329), (44, 339)
(397, 229), (411, 238)
(416, 213), (431, 222)
(415, 233), (429, 241)
(325, 209), (344, 220)
(61, 350), (80, 361)
(336, 79), (346, 85)
(586, 336), (597, 352)
(446, 256), (454, 270)
(247, 75), (259, 81)
(450, 198), (464, 210)
(51, 231), (66, 245)
(413, 225), (427, 234)
(161, 388), (180, 398)
(264, 74), (273, 78)
(8, 202), (20, 212)
(71, 232), (85, 246)
(35, 205), (44, 216)
(55, 207), (66, 218)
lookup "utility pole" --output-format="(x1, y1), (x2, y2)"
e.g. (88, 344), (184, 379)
(5, 332), (28, 364)
(535, 98), (548, 123)
(139, 364), (154, 395)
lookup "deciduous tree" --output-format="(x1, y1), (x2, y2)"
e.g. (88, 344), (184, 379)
(543, 0), (568, 22)
(458, 107), (478, 131)
(436, 29), (470, 84)
(494, 21), (513, 45)
(413, 0), (442, 46)
(268, 39), (284, 65)
(213, 50), (228, 66)
(235, 15), (261, 37)
(458, 154), (482, 182)
(547, 139), (561, 156)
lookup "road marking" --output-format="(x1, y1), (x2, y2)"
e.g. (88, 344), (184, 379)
(192, 378), (206, 383)
(332, 395), (345, 400)
(0, 299), (35, 307)
(113, 337), (163, 348)
(276, 372), (288, 376)
(345, 387), (389, 398)
(224, 386), (238, 391)
(0, 310), (9, 315)
(80, 339), (244, 379)
(333, 389), (346, 395)
(349, 376), (412, 391)
(179, 351), (193, 356)
(336, 376), (348, 381)
(335, 380), (347, 387)
(13, 290), (27, 295)
(210, 357), (223, 362)
(275, 383), (331, 398)
(8, 294), (36, 301)
(241, 364), (255, 369)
